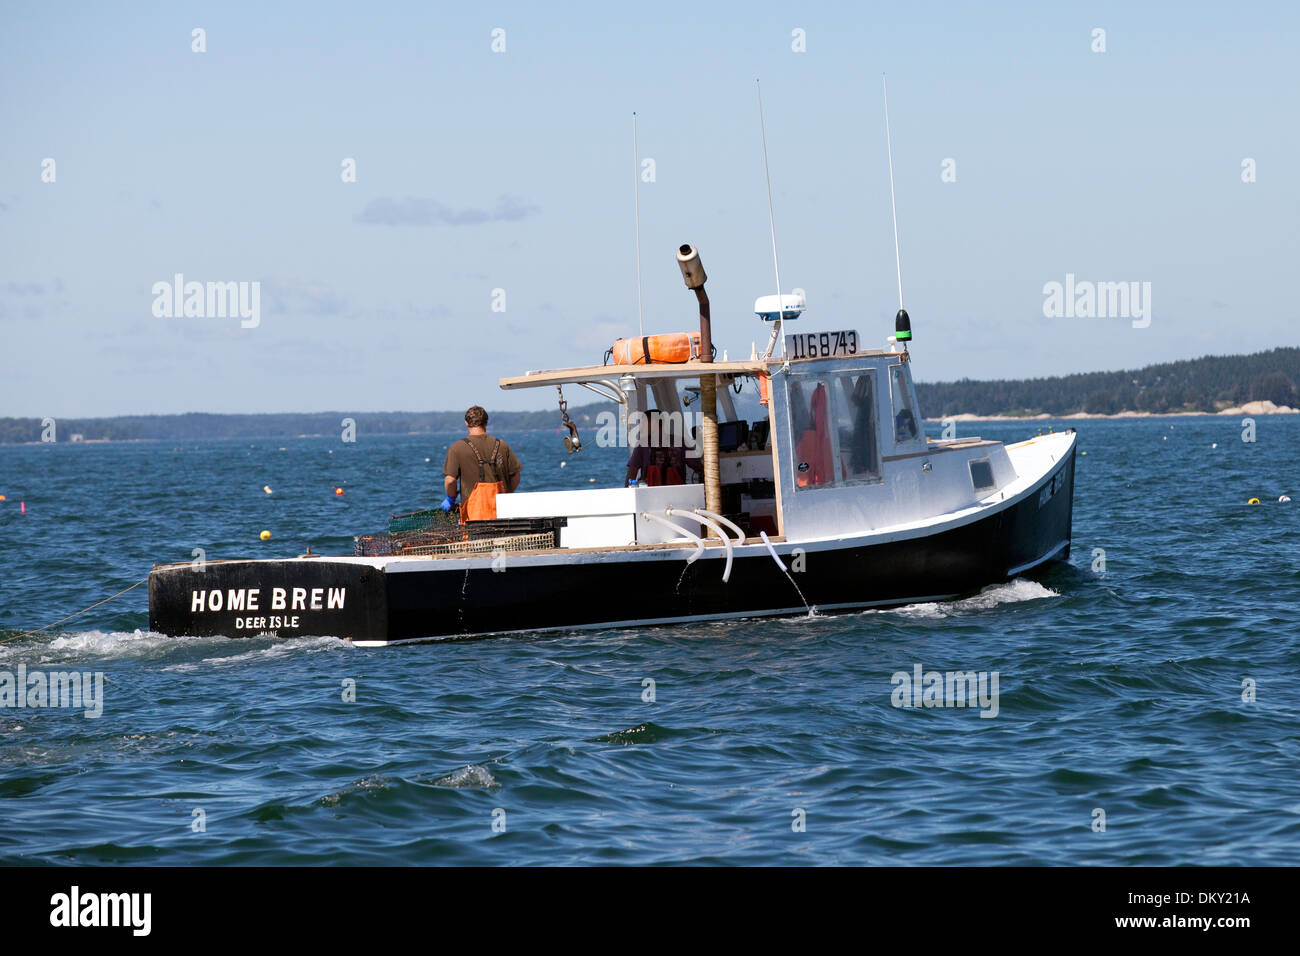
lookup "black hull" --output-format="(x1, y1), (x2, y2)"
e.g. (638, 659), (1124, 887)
(150, 448), (1075, 644)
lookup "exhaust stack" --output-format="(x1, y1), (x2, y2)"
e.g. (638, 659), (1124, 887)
(676, 244), (712, 363)
(676, 243), (720, 528)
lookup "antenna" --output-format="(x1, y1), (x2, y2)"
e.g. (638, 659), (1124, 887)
(882, 74), (912, 349)
(756, 80), (787, 361)
(633, 112), (644, 336)
(882, 74), (904, 312)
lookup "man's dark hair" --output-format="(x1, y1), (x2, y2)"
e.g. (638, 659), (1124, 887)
(465, 406), (489, 428)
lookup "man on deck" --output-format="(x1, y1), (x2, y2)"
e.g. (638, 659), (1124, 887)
(624, 410), (702, 486)
(442, 406), (522, 522)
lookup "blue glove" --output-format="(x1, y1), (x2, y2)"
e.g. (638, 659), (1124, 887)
(440, 494), (457, 512)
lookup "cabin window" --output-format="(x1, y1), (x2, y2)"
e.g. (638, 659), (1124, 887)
(969, 458), (996, 492)
(788, 378), (834, 489)
(833, 372), (881, 483)
(789, 372), (882, 491)
(889, 365), (919, 444)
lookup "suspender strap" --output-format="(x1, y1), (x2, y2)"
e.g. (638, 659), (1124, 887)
(462, 437), (502, 483)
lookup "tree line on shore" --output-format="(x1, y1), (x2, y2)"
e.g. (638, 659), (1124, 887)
(913, 347), (1297, 418)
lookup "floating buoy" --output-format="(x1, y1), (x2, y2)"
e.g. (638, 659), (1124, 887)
(0, 494), (5, 501)
(1281, 496), (1292, 503)
(335, 487), (344, 496)
(20, 501), (25, 514)
(424, 457), (431, 463)
(260, 530), (272, 540)
(1248, 498), (1260, 505)
(1080, 451), (1087, 456)
(589, 477), (596, 483)
(263, 485), (273, 494)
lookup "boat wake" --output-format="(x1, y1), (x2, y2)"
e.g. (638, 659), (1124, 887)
(183, 635), (351, 670)
(0, 629), (204, 666)
(883, 579), (1059, 620)
(0, 628), (352, 669)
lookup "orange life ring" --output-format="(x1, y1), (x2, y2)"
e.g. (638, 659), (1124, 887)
(610, 332), (701, 365)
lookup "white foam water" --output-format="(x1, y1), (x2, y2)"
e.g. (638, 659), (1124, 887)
(0, 629), (204, 666)
(320, 773), (392, 807)
(166, 634), (351, 671)
(885, 578), (1059, 620)
(0, 628), (351, 670)
(431, 764), (499, 790)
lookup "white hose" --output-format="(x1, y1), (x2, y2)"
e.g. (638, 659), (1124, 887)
(692, 508), (746, 544)
(759, 531), (787, 572)
(667, 508), (733, 582)
(640, 512), (705, 564)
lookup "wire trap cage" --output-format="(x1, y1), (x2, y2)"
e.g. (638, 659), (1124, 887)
(388, 508), (461, 534)
(395, 531), (556, 556)
(354, 510), (563, 557)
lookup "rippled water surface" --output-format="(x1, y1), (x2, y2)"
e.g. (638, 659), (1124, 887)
(1, 418), (1297, 864)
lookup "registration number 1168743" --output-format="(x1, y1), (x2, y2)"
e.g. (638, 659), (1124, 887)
(785, 330), (859, 360)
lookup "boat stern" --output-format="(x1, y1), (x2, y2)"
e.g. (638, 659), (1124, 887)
(148, 557), (389, 641)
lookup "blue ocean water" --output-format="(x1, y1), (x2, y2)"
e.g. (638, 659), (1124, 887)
(1, 417), (1297, 865)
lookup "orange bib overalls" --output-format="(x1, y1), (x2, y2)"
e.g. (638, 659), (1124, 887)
(461, 437), (505, 523)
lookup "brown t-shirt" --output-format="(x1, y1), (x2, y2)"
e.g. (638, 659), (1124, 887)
(443, 434), (521, 502)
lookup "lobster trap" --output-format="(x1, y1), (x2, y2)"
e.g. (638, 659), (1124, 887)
(388, 508), (460, 534)
(396, 531), (556, 557)
(354, 510), (565, 557)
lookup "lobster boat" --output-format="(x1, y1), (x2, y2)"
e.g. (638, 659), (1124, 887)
(148, 243), (1076, 645)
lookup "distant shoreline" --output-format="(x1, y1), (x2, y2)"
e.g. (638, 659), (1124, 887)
(926, 401), (1298, 423)
(4, 346), (1296, 443)
(5, 407), (1297, 447)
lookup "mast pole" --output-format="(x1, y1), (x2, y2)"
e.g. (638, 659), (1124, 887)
(756, 79), (787, 362)
(633, 112), (645, 337)
(883, 74), (904, 312)
(882, 74), (912, 351)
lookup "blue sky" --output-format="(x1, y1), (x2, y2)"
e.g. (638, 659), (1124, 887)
(2, 1), (1296, 416)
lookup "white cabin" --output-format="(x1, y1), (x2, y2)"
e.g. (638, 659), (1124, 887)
(496, 337), (1018, 549)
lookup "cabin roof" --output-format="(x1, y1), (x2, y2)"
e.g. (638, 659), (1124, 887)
(498, 349), (905, 390)
(498, 360), (771, 390)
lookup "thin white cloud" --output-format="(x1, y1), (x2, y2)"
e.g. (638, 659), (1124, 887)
(354, 194), (539, 227)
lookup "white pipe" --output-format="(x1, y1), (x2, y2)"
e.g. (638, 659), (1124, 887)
(667, 508), (733, 582)
(578, 380), (627, 404)
(640, 512), (704, 564)
(759, 531), (787, 572)
(693, 508), (745, 544)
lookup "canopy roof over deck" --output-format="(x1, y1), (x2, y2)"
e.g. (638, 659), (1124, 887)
(497, 349), (904, 392)
(498, 360), (773, 391)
